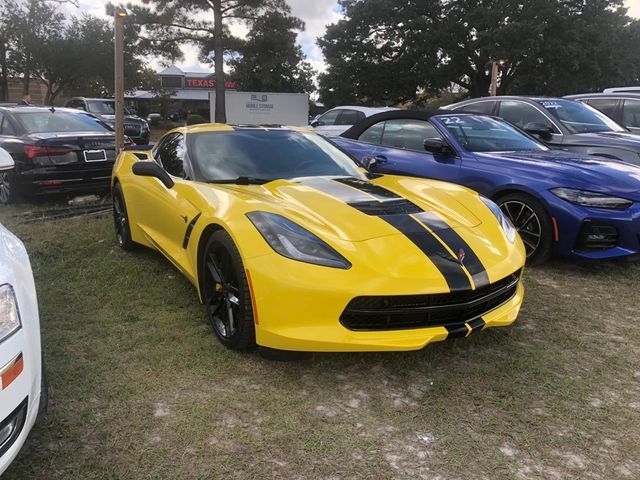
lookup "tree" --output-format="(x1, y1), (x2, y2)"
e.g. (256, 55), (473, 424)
(318, 0), (640, 105)
(128, 0), (294, 122)
(229, 9), (314, 93)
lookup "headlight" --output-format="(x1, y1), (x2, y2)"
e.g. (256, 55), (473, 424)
(480, 197), (517, 243)
(550, 188), (632, 210)
(246, 212), (351, 269)
(0, 284), (21, 342)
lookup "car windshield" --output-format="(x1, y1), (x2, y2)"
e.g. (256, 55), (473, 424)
(87, 100), (130, 115)
(14, 111), (113, 133)
(434, 114), (548, 152)
(188, 130), (365, 182)
(535, 99), (625, 134)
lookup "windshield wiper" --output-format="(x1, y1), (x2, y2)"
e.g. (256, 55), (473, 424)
(207, 176), (271, 185)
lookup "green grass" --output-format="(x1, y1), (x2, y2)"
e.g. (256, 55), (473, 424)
(1, 203), (639, 479)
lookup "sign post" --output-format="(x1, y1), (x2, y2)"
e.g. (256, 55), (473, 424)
(114, 6), (127, 154)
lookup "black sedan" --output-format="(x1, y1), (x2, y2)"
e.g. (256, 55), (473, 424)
(0, 106), (127, 204)
(445, 96), (640, 164)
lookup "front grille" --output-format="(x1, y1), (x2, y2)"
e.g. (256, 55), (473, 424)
(340, 270), (521, 331)
(350, 199), (422, 215)
(124, 123), (141, 136)
(575, 221), (618, 251)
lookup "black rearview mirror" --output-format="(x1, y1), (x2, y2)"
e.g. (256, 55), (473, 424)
(132, 161), (174, 189)
(423, 138), (453, 155)
(523, 122), (554, 140)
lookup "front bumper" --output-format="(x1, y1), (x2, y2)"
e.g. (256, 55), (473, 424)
(546, 193), (640, 260)
(247, 252), (525, 352)
(0, 332), (40, 476)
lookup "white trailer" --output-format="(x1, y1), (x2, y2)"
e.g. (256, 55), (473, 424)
(209, 91), (309, 126)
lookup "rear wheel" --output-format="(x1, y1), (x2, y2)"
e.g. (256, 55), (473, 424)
(0, 171), (19, 205)
(496, 192), (552, 265)
(202, 231), (256, 350)
(113, 183), (136, 251)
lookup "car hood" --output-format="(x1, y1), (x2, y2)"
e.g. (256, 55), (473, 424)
(199, 175), (483, 242)
(0, 223), (29, 286)
(96, 114), (144, 123)
(571, 131), (640, 149)
(474, 150), (640, 195)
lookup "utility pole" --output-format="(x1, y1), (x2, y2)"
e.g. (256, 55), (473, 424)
(114, 6), (127, 154)
(490, 59), (505, 96)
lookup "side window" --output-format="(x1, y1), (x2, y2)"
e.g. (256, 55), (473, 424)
(498, 101), (554, 130)
(586, 98), (619, 118)
(336, 109), (360, 126)
(358, 121), (385, 144)
(380, 119), (443, 151)
(153, 133), (187, 178)
(456, 101), (495, 115)
(622, 99), (640, 128)
(316, 109), (341, 126)
(1, 114), (16, 136)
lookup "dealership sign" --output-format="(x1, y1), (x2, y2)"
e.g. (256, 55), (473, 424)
(184, 77), (237, 89)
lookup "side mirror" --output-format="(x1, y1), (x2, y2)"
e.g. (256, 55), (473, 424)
(0, 148), (14, 171)
(132, 161), (174, 189)
(524, 122), (554, 139)
(423, 138), (453, 155)
(310, 120), (322, 127)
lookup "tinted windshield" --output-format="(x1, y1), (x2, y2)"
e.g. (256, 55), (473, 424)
(434, 114), (547, 152)
(87, 100), (130, 115)
(15, 111), (112, 133)
(536, 99), (625, 134)
(188, 130), (364, 182)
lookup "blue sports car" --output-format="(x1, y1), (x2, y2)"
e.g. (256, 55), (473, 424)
(334, 110), (640, 264)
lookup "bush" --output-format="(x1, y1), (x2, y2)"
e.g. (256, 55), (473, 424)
(186, 114), (208, 125)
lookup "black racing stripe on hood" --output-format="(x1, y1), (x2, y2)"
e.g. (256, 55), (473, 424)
(414, 211), (489, 289)
(334, 177), (402, 200)
(381, 214), (472, 292)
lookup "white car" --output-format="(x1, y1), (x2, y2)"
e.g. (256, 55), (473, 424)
(0, 148), (45, 475)
(310, 106), (398, 136)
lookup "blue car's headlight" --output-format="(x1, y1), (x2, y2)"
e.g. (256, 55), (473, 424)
(246, 212), (351, 269)
(480, 197), (517, 243)
(550, 188), (632, 210)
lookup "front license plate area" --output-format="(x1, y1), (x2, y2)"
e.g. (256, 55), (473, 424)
(83, 149), (107, 162)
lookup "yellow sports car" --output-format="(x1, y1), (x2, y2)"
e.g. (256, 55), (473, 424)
(111, 124), (526, 352)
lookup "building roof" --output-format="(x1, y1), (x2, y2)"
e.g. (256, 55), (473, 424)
(157, 65), (185, 76)
(126, 89), (210, 101)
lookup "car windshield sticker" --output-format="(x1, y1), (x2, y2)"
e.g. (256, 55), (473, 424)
(539, 101), (562, 109)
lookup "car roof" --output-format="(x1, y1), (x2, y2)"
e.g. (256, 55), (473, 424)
(67, 97), (116, 101)
(325, 105), (398, 114)
(565, 92), (640, 100)
(0, 106), (92, 113)
(603, 86), (640, 93)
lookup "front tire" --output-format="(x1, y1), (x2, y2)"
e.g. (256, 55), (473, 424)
(202, 230), (256, 350)
(496, 192), (552, 265)
(113, 183), (136, 251)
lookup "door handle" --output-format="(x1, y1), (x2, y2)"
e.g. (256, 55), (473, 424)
(374, 155), (388, 163)
(362, 155), (388, 170)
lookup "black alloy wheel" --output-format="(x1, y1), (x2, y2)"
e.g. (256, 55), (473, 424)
(113, 183), (136, 251)
(202, 231), (255, 349)
(497, 192), (552, 265)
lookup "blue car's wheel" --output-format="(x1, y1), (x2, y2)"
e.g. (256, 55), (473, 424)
(497, 193), (552, 265)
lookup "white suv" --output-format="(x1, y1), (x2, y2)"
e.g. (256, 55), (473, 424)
(0, 148), (46, 475)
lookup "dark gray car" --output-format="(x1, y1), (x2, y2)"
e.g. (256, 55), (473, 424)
(564, 92), (640, 135)
(444, 96), (640, 164)
(64, 97), (150, 145)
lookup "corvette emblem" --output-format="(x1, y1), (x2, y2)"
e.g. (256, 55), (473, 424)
(457, 248), (466, 265)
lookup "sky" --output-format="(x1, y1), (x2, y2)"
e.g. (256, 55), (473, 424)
(68, 0), (639, 75)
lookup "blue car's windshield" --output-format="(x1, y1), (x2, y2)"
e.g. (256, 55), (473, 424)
(535, 99), (625, 134)
(187, 130), (364, 182)
(435, 115), (548, 152)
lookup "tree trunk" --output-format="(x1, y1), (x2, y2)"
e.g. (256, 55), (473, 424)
(0, 41), (8, 102)
(212, 0), (226, 123)
(22, 72), (30, 96)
